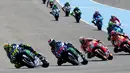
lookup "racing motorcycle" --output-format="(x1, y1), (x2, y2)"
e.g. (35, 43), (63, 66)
(92, 16), (103, 30)
(110, 33), (130, 53)
(56, 43), (88, 66)
(71, 11), (81, 23)
(57, 47), (79, 66)
(14, 49), (49, 68)
(51, 9), (60, 21)
(87, 41), (113, 60)
(63, 6), (71, 17)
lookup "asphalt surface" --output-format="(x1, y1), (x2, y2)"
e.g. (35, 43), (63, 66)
(93, 0), (130, 10)
(0, 0), (130, 73)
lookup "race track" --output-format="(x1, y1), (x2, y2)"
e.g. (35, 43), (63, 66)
(0, 0), (130, 73)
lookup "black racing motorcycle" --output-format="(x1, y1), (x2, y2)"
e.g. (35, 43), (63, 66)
(14, 49), (49, 68)
(72, 11), (81, 23)
(63, 6), (71, 17)
(57, 47), (88, 66)
(51, 9), (60, 21)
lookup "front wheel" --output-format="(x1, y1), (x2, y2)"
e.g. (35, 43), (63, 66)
(76, 17), (80, 23)
(107, 53), (113, 60)
(55, 15), (59, 21)
(66, 11), (70, 17)
(97, 21), (102, 30)
(20, 52), (35, 68)
(123, 43), (130, 53)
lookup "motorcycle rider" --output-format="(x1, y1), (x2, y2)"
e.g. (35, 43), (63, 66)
(47, 0), (55, 7)
(92, 10), (103, 26)
(48, 39), (87, 65)
(107, 15), (121, 40)
(79, 36), (109, 59)
(50, 4), (60, 16)
(62, 2), (71, 12)
(3, 43), (44, 68)
(110, 30), (130, 52)
(71, 7), (81, 17)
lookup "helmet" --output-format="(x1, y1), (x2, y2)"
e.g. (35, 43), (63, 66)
(111, 15), (115, 19)
(95, 10), (99, 14)
(79, 36), (85, 44)
(75, 7), (79, 9)
(48, 39), (56, 47)
(3, 43), (10, 52)
(66, 2), (69, 4)
(111, 30), (117, 36)
(53, 4), (57, 8)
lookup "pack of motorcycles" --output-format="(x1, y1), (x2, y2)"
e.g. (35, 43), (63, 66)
(7, 0), (130, 69)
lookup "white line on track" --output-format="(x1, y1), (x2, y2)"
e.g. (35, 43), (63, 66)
(91, 0), (130, 12)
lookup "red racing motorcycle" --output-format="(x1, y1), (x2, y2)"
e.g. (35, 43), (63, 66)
(110, 34), (130, 53)
(87, 40), (113, 60)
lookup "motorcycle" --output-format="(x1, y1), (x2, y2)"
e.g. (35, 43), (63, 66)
(87, 41), (113, 60)
(92, 16), (103, 30)
(56, 41), (88, 66)
(71, 11), (81, 23)
(110, 33), (130, 53)
(63, 6), (71, 17)
(14, 49), (49, 68)
(112, 25), (123, 34)
(51, 9), (60, 21)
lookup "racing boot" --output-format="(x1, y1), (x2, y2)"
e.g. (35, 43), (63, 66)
(107, 35), (111, 41)
(80, 54), (88, 65)
(87, 52), (94, 59)
(33, 51), (43, 60)
(14, 63), (23, 69)
(57, 58), (66, 66)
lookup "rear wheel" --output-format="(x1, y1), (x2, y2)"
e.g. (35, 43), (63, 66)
(20, 52), (35, 68)
(68, 54), (79, 65)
